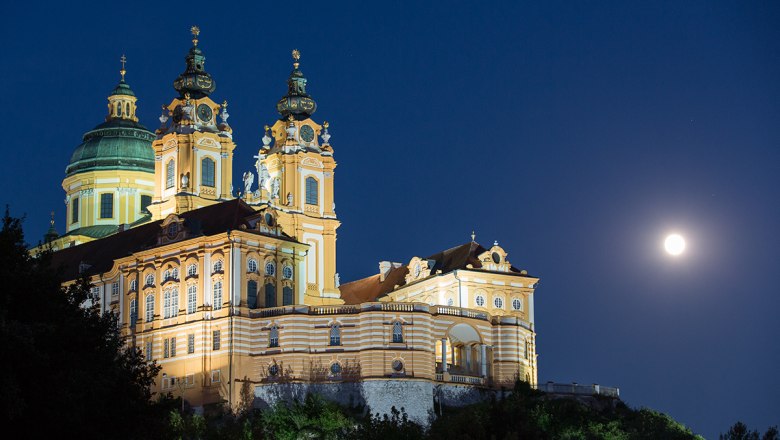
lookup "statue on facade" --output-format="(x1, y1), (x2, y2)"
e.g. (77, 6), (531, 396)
(334, 273), (340, 288)
(257, 162), (270, 194)
(242, 171), (254, 196)
(271, 178), (280, 200)
(286, 192), (293, 206)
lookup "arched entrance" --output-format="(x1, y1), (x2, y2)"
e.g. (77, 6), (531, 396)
(436, 323), (488, 379)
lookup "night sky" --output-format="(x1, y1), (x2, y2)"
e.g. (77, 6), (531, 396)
(2, 1), (778, 437)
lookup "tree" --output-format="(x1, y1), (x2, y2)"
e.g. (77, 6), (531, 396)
(0, 209), (170, 438)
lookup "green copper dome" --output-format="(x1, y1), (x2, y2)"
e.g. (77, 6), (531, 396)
(110, 79), (135, 97)
(66, 119), (155, 177)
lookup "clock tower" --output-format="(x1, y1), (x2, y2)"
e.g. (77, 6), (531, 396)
(147, 27), (235, 220)
(254, 50), (341, 304)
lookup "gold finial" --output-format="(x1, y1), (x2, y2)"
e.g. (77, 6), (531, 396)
(222, 100), (228, 109)
(264, 124), (270, 133)
(119, 54), (127, 81)
(50, 211), (55, 227)
(292, 49), (300, 68)
(184, 92), (191, 102)
(191, 25), (200, 46)
(323, 121), (329, 129)
(287, 114), (295, 122)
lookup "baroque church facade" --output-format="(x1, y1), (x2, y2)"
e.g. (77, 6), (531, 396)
(42, 28), (539, 420)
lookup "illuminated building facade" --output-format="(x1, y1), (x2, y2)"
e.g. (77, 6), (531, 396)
(43, 28), (539, 420)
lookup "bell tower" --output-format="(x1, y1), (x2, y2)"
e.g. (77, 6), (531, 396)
(254, 50), (341, 305)
(147, 26), (235, 220)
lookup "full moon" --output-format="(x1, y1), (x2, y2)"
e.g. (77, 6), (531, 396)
(664, 234), (686, 256)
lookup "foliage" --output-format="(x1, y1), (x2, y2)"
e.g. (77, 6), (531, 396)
(0, 208), (172, 439)
(720, 421), (779, 440)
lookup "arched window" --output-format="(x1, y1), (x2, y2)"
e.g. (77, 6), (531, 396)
(247, 258), (258, 273)
(145, 294), (154, 322)
(265, 283), (276, 308)
(265, 261), (275, 276)
(187, 285), (197, 314)
(129, 299), (137, 326)
(282, 286), (293, 306)
(145, 273), (155, 286)
(213, 281), (223, 311)
(282, 265), (293, 280)
(329, 324), (341, 346)
(171, 267), (179, 280)
(247, 280), (258, 309)
(475, 295), (485, 307)
(201, 157), (215, 187)
(126, 103), (131, 116)
(269, 325), (279, 348)
(512, 298), (522, 311)
(392, 321), (403, 343)
(166, 160), (175, 189)
(129, 279), (137, 291)
(187, 264), (197, 277)
(115, 102), (120, 116)
(305, 177), (318, 205)
(163, 288), (179, 318)
(494, 297), (504, 309)
(213, 259), (223, 273)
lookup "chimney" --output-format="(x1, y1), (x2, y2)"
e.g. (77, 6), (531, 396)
(379, 261), (392, 282)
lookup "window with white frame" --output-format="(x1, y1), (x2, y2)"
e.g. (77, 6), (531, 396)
(213, 281), (223, 310)
(111, 282), (119, 296)
(129, 279), (137, 291)
(305, 177), (318, 205)
(283, 265), (293, 280)
(392, 321), (403, 343)
(187, 264), (197, 277)
(512, 298), (522, 311)
(145, 340), (153, 360)
(187, 334), (195, 354)
(265, 261), (275, 276)
(166, 159), (175, 189)
(90, 286), (100, 299)
(211, 370), (221, 383)
(329, 324), (341, 346)
(269, 325), (279, 348)
(247, 258), (258, 273)
(494, 297), (504, 309)
(145, 294), (154, 322)
(213, 330), (221, 351)
(163, 288), (179, 318)
(187, 285), (197, 314)
(163, 269), (171, 281)
(129, 299), (137, 326)
(172, 267), (179, 280)
(475, 295), (485, 307)
(145, 273), (155, 286)
(213, 260), (223, 273)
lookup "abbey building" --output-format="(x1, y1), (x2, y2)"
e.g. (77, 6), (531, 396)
(40, 28), (539, 420)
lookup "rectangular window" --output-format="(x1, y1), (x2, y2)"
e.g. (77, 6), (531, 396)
(145, 341), (153, 360)
(71, 197), (79, 223)
(305, 177), (318, 205)
(163, 338), (169, 358)
(170, 337), (176, 357)
(188, 334), (195, 354)
(166, 160), (175, 189)
(187, 286), (197, 314)
(211, 370), (221, 383)
(100, 193), (113, 219)
(140, 195), (152, 213)
(213, 330), (220, 351)
(111, 282), (119, 296)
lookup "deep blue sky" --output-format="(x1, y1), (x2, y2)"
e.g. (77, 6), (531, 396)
(2, 1), (778, 437)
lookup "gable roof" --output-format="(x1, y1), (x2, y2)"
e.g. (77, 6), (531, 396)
(338, 241), (527, 304)
(49, 199), (269, 281)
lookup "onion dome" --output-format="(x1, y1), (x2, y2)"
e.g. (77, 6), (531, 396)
(276, 49), (317, 120)
(173, 26), (216, 99)
(66, 58), (154, 177)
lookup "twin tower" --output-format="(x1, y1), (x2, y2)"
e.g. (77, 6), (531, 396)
(56, 27), (341, 302)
